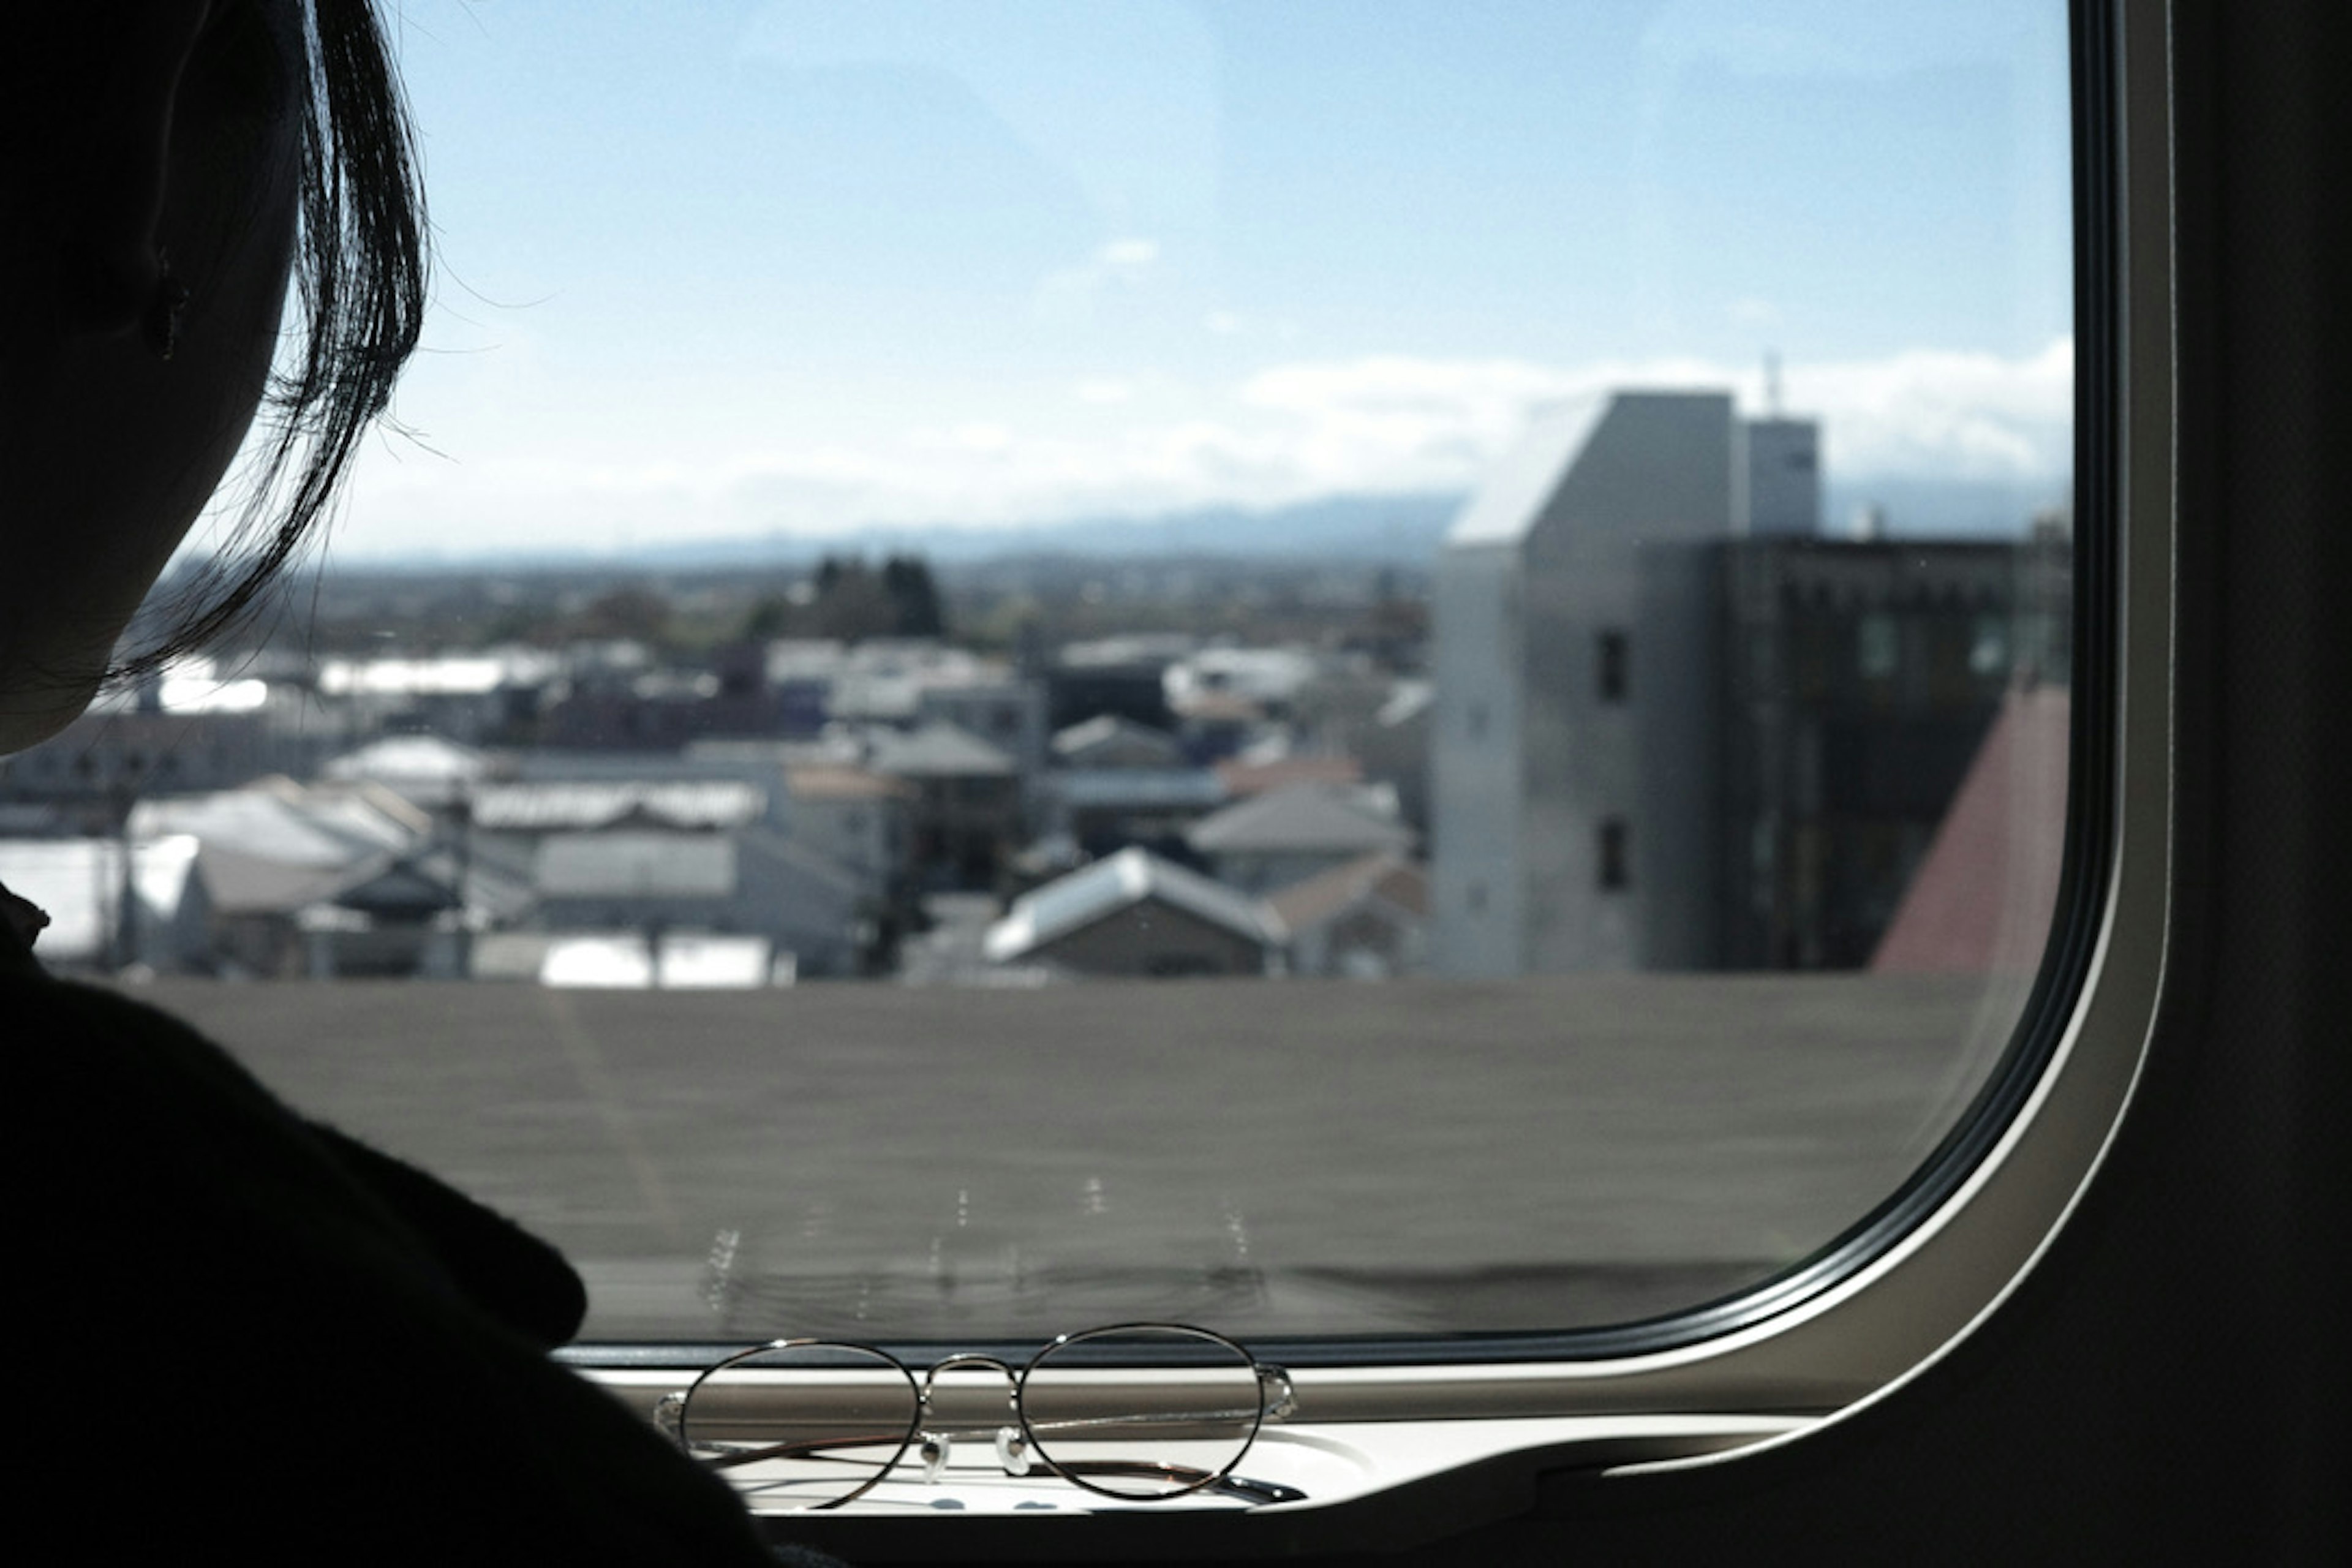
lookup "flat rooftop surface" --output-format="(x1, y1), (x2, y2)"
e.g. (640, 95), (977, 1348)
(135, 971), (2024, 1340)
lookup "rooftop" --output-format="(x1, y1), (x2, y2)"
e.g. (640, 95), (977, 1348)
(472, 780), (767, 834)
(864, 721), (1017, 779)
(1267, 851), (1431, 932)
(984, 846), (1281, 962)
(534, 832), (737, 900)
(1188, 782), (1415, 856)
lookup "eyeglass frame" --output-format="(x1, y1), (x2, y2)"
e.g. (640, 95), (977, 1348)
(657, 1321), (1301, 1509)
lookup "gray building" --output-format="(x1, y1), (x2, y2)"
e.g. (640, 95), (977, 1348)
(1708, 538), (2029, 968)
(1431, 391), (1764, 976)
(1432, 390), (2041, 976)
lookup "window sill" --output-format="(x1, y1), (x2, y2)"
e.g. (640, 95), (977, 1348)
(581, 1366), (1799, 1560)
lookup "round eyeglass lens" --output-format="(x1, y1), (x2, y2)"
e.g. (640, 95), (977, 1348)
(680, 1341), (921, 1510)
(1019, 1325), (1265, 1500)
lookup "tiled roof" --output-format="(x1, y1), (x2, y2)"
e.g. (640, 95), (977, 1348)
(1187, 782), (1414, 856)
(1213, 756), (1364, 797)
(1267, 851), (1430, 932)
(784, 765), (918, 802)
(1050, 714), (1186, 766)
(193, 843), (369, 916)
(129, 778), (422, 870)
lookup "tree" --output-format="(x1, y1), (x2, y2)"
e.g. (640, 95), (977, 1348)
(881, 554), (946, 638)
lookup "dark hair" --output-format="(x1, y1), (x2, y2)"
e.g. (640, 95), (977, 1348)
(113, 0), (428, 679)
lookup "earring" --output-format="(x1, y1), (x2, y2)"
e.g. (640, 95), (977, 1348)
(143, 250), (190, 361)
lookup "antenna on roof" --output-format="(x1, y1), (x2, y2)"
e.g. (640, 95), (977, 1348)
(1764, 350), (1784, 417)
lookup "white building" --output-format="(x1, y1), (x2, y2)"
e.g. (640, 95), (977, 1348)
(1430, 391), (1819, 976)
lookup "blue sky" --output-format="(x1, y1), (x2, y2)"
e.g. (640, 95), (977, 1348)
(311, 0), (2071, 559)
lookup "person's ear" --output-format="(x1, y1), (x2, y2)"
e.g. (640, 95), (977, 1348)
(52, 2), (220, 341)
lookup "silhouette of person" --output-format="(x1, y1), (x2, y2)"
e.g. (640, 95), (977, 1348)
(2, 6), (835, 1561)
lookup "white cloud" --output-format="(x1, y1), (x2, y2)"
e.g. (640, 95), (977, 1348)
(1033, 236), (1163, 322)
(1797, 338), (2073, 478)
(334, 339), (2075, 557)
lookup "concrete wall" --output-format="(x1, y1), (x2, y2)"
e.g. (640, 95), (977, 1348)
(1436, 392), (1737, 976)
(1430, 542), (1525, 975)
(1736, 417), (1822, 538)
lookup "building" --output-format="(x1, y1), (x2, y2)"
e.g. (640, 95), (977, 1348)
(1431, 390), (2043, 975)
(123, 777), (475, 978)
(1431, 391), (1758, 975)
(1707, 537), (2031, 968)
(1050, 714), (1189, 771)
(0, 834), (209, 973)
(863, 721), (1023, 891)
(981, 846), (1284, 979)
(1870, 687), (2071, 975)
(1266, 851), (1431, 979)
(1186, 780), (1417, 897)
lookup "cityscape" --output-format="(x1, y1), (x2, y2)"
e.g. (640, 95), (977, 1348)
(2, 390), (2068, 997)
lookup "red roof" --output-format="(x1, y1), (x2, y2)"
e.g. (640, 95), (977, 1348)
(1871, 687), (2071, 974)
(1214, 756), (1363, 797)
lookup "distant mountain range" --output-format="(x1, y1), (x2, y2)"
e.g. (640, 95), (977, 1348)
(350, 478), (2064, 574)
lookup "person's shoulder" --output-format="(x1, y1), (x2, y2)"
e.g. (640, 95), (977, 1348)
(7, 969), (316, 1141)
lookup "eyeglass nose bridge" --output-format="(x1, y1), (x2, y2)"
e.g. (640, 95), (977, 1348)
(1259, 1364), (1297, 1423)
(916, 1352), (1031, 1482)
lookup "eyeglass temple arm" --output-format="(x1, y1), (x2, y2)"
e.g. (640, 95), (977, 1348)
(693, 1433), (913, 1471)
(1045, 1458), (1308, 1506)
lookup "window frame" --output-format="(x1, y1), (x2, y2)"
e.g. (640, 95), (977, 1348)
(567, 0), (2173, 1549)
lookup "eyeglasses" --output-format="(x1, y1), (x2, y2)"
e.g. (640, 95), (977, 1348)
(657, 1322), (1300, 1510)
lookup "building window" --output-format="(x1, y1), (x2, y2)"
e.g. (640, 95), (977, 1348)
(1597, 630), (1629, 704)
(1857, 612), (1901, 682)
(1970, 614), (2010, 677)
(1599, 818), (1630, 891)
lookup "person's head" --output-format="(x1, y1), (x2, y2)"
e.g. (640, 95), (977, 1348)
(0, 0), (424, 752)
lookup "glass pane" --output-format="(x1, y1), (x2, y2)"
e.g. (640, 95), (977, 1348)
(4, 1), (2075, 1342)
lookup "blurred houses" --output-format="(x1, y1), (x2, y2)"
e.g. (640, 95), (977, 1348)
(471, 774), (869, 978)
(323, 733), (500, 810)
(315, 648), (562, 745)
(864, 722), (1022, 892)
(0, 835), (208, 974)
(0, 659), (321, 832)
(982, 847), (1286, 979)
(1266, 851), (1431, 979)
(126, 777), (485, 978)
(1186, 780), (1417, 897)
(1051, 714), (1188, 771)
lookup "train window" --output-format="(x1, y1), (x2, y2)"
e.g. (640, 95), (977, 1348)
(7, 0), (2180, 1548)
